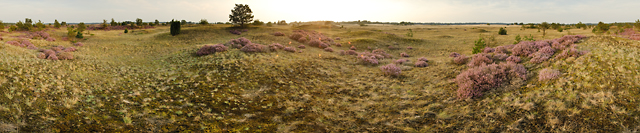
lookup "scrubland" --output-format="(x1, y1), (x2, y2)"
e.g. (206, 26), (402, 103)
(1, 23), (640, 132)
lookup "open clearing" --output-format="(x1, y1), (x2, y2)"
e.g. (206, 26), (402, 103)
(1, 24), (640, 132)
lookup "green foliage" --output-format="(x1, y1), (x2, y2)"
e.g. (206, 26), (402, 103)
(103, 19), (108, 28)
(136, 18), (143, 26)
(35, 20), (45, 30)
(61, 21), (67, 26)
(9, 25), (17, 32)
(266, 22), (273, 27)
(124, 29), (128, 33)
(77, 22), (86, 33)
(576, 22), (587, 29)
(592, 21), (609, 34)
(16, 21), (31, 31)
(406, 29), (413, 37)
(252, 19), (264, 25)
(277, 20), (287, 25)
(472, 37), (486, 54)
(199, 19), (209, 25)
(524, 34), (535, 41)
(539, 22), (550, 36)
(498, 27), (507, 35)
(67, 27), (76, 38)
(0, 21), (3, 30)
(399, 21), (412, 25)
(513, 34), (521, 44)
(170, 19), (181, 36)
(54, 19), (61, 29)
(155, 19), (160, 26)
(75, 31), (83, 39)
(557, 28), (563, 32)
(229, 4), (254, 27)
(181, 20), (187, 25)
(111, 18), (117, 26)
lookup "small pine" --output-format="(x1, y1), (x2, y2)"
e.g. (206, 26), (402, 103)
(170, 20), (181, 36)
(124, 29), (128, 33)
(75, 31), (84, 39)
(498, 28), (507, 35)
(472, 37), (486, 54)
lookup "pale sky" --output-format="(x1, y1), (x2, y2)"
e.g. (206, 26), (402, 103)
(1, 0), (639, 24)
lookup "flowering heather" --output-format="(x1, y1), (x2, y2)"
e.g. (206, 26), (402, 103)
(414, 61), (428, 67)
(346, 50), (358, 55)
(449, 52), (461, 58)
(318, 43), (329, 49)
(335, 37), (341, 40)
(529, 52), (552, 64)
(57, 52), (74, 60)
(534, 40), (551, 49)
(63, 47), (77, 52)
(339, 50), (346, 55)
(372, 49), (393, 59)
(350, 46), (357, 50)
(308, 40), (321, 47)
(240, 43), (266, 53)
(289, 33), (304, 40)
(46, 54), (59, 60)
(230, 30), (242, 35)
(212, 44), (228, 52)
(27, 45), (38, 50)
(495, 46), (509, 54)
(297, 45), (306, 49)
(324, 47), (334, 52)
(492, 53), (509, 60)
(483, 47), (495, 53)
(290, 30), (333, 45)
(284, 47), (296, 53)
(418, 57), (429, 62)
(388, 45), (400, 50)
(536, 46), (556, 56)
(380, 64), (401, 77)
(21, 40), (33, 47)
(46, 37), (56, 41)
(453, 54), (469, 65)
(43, 49), (56, 57)
(37, 53), (46, 59)
(617, 28), (640, 40)
(197, 44), (228, 56)
(538, 68), (561, 81)
(228, 37), (252, 49)
(400, 52), (410, 57)
(506, 55), (521, 63)
(273, 32), (285, 36)
(297, 37), (307, 43)
(51, 47), (63, 52)
(468, 54), (493, 67)
(394, 59), (409, 64)
(269, 43), (284, 51)
(555, 47), (586, 59)
(407, 46), (413, 50)
(335, 43), (342, 47)
(241, 29), (248, 32)
(511, 41), (537, 56)
(455, 62), (526, 99)
(27, 31), (51, 39)
(551, 35), (587, 50)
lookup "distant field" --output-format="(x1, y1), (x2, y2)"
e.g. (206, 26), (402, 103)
(1, 23), (639, 132)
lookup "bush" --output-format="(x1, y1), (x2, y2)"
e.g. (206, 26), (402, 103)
(357, 55), (379, 65)
(74, 42), (85, 46)
(124, 29), (128, 33)
(37, 53), (46, 59)
(170, 20), (181, 36)
(63, 47), (77, 52)
(273, 32), (285, 36)
(58, 52), (74, 60)
(529, 52), (552, 63)
(227, 37), (252, 48)
(495, 46), (509, 54)
(229, 30), (242, 35)
(335, 43), (342, 47)
(297, 45), (306, 49)
(453, 54), (469, 65)
(483, 47), (495, 53)
(6, 41), (22, 47)
(400, 52), (410, 57)
(498, 27), (507, 35)
(372, 49), (393, 59)
(346, 50), (358, 55)
(380, 64), (401, 77)
(492, 53), (509, 60)
(284, 47), (296, 53)
(46, 37), (56, 41)
(308, 39), (321, 47)
(414, 61), (428, 67)
(506, 55), (521, 63)
(240, 43), (266, 53)
(350, 46), (357, 50)
(455, 62), (526, 99)
(75, 31), (83, 39)
(47, 54), (59, 60)
(468, 54), (493, 67)
(394, 59), (409, 64)
(289, 33), (304, 40)
(555, 47), (585, 59)
(511, 41), (537, 56)
(297, 37), (307, 43)
(269, 43), (284, 51)
(536, 46), (556, 55)
(449, 52), (461, 58)
(538, 68), (561, 81)
(513, 34), (522, 44)
(324, 47), (334, 52)
(197, 44), (228, 56)
(418, 57), (429, 62)
(472, 37), (486, 54)
(318, 43), (329, 49)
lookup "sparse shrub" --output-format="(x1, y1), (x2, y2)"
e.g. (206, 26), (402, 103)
(555, 47), (585, 59)
(449, 52), (461, 57)
(230, 30), (242, 35)
(335, 43), (342, 47)
(227, 37), (252, 48)
(37, 53), (46, 59)
(289, 33), (304, 40)
(372, 49), (393, 59)
(455, 62), (526, 99)
(273, 32), (285, 36)
(75, 31), (83, 39)
(414, 61), (428, 67)
(240, 43), (266, 53)
(511, 41), (537, 56)
(418, 57), (429, 62)
(453, 54), (469, 65)
(57, 52), (73, 60)
(269, 43), (284, 51)
(318, 43), (329, 48)
(346, 50), (357, 55)
(483, 47), (495, 53)
(197, 44), (228, 56)
(6, 41), (22, 47)
(308, 40), (321, 47)
(297, 45), (306, 49)
(400, 52), (409, 57)
(380, 64), (401, 77)
(513, 34), (522, 44)
(74, 42), (85, 46)
(538, 68), (561, 81)
(284, 47), (296, 52)
(46, 37), (56, 41)
(468, 54), (493, 67)
(63, 47), (77, 52)
(506, 55), (521, 63)
(324, 47), (334, 52)
(394, 59), (409, 64)
(350, 46), (357, 50)
(47, 54), (59, 60)
(498, 27), (507, 35)
(472, 37), (486, 54)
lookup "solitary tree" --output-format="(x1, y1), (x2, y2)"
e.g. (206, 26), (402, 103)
(111, 18), (117, 26)
(539, 22), (550, 36)
(170, 19), (181, 36)
(61, 21), (67, 26)
(229, 4), (254, 28)
(155, 19), (160, 26)
(181, 20), (187, 25)
(54, 19), (61, 29)
(200, 19), (209, 25)
(136, 18), (143, 27)
(103, 19), (108, 28)
(77, 22), (86, 33)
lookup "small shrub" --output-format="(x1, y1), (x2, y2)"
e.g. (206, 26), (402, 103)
(47, 54), (59, 60)
(455, 62), (526, 99)
(506, 55), (521, 63)
(284, 47), (296, 53)
(318, 43), (329, 49)
(227, 37), (252, 48)
(297, 37), (307, 43)
(229, 30), (242, 35)
(472, 37), (486, 54)
(380, 64), (401, 77)
(289, 33), (304, 40)
(335, 37), (341, 40)
(414, 61), (428, 67)
(75, 31), (83, 39)
(124, 29), (128, 33)
(449, 52), (461, 58)
(324, 47), (334, 52)
(46, 37), (56, 41)
(240, 43), (266, 53)
(43, 49), (56, 57)
(555, 47), (585, 59)
(37, 53), (46, 59)
(534, 41), (551, 49)
(297, 45), (306, 49)
(58, 52), (74, 60)
(492, 53), (509, 60)
(335, 43), (342, 47)
(511, 41), (537, 56)
(63, 47), (77, 52)
(538, 68), (561, 81)
(372, 49), (393, 59)
(418, 57), (429, 62)
(495, 46), (509, 54)
(7, 41), (23, 47)
(453, 54), (469, 65)
(529, 52), (552, 63)
(400, 52), (409, 57)
(468, 54), (493, 67)
(170, 20), (181, 36)
(394, 59), (409, 64)
(308, 40), (321, 47)
(407, 46), (413, 50)
(498, 27), (507, 35)
(269, 43), (284, 51)
(483, 47), (495, 53)
(51, 47), (63, 52)
(536, 46), (556, 55)
(197, 44), (228, 56)
(273, 32), (285, 36)
(358, 55), (380, 65)
(350, 46), (356, 50)
(346, 50), (357, 55)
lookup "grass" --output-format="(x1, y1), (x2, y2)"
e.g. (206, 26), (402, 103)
(0, 23), (639, 132)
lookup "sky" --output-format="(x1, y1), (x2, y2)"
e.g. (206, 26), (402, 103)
(1, 0), (639, 24)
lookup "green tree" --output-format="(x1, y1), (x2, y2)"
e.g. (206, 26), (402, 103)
(592, 21), (610, 34)
(54, 19), (61, 29)
(635, 19), (640, 30)
(170, 19), (181, 36)
(200, 19), (209, 25)
(266, 22), (273, 26)
(61, 21), (67, 26)
(136, 18), (143, 27)
(252, 19), (263, 25)
(539, 22), (550, 36)
(35, 20), (45, 30)
(513, 34), (522, 44)
(181, 20), (187, 25)
(77, 22), (86, 33)
(124, 29), (128, 33)
(103, 19), (108, 28)
(155, 19), (160, 26)
(67, 26), (76, 39)
(75, 31), (83, 39)
(111, 18), (117, 26)
(229, 4), (254, 27)
(277, 20), (287, 25)
(498, 27), (507, 35)
(576, 21), (587, 29)
(406, 29), (413, 37)
(472, 37), (486, 54)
